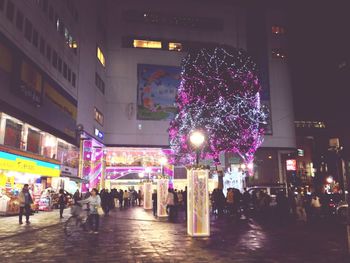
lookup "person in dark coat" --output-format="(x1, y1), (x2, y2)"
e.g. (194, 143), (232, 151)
(100, 189), (110, 216)
(183, 187), (187, 219)
(58, 189), (66, 219)
(19, 184), (33, 224)
(73, 189), (82, 204)
(118, 189), (124, 209)
(152, 190), (157, 216)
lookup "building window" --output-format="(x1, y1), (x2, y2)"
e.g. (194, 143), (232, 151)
(49, 5), (53, 22)
(0, 0), (5, 11)
(26, 127), (42, 154)
(124, 10), (223, 31)
(15, 9), (24, 31)
(272, 49), (286, 59)
(39, 37), (45, 55)
(97, 46), (106, 67)
(272, 25), (286, 35)
(133, 39), (162, 49)
(169, 42), (182, 51)
(6, 0), (15, 22)
(32, 29), (39, 48)
(4, 118), (23, 149)
(46, 44), (51, 61)
(94, 107), (104, 126)
(68, 68), (71, 82)
(72, 72), (76, 87)
(42, 0), (48, 13)
(24, 19), (33, 42)
(63, 62), (67, 78)
(58, 57), (62, 73)
(52, 50), (58, 68)
(95, 73), (105, 94)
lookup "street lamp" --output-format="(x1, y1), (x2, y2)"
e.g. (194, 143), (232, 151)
(145, 167), (152, 180)
(190, 131), (205, 166)
(159, 156), (168, 176)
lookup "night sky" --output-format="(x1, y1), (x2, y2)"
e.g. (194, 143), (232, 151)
(287, 1), (349, 129)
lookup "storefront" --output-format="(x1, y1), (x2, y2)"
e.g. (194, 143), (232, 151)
(0, 148), (60, 215)
(0, 112), (79, 214)
(104, 147), (173, 189)
(79, 132), (105, 192)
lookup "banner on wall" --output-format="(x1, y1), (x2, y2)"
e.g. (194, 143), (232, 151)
(137, 64), (181, 121)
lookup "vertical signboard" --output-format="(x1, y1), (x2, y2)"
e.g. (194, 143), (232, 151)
(157, 178), (169, 217)
(187, 169), (210, 237)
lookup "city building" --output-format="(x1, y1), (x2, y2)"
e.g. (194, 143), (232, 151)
(101, 0), (295, 189)
(0, 0), (296, 198)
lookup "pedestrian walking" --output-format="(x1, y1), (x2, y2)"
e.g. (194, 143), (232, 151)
(226, 188), (234, 216)
(118, 189), (124, 209)
(79, 188), (101, 234)
(152, 190), (157, 216)
(295, 191), (307, 222)
(123, 190), (129, 208)
(100, 189), (110, 216)
(242, 188), (251, 216)
(58, 189), (66, 219)
(18, 184), (33, 224)
(138, 190), (142, 206)
(73, 189), (82, 204)
(310, 193), (322, 221)
(166, 188), (175, 221)
(183, 187), (187, 219)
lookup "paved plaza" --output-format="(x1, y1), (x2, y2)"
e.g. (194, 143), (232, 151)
(0, 208), (348, 263)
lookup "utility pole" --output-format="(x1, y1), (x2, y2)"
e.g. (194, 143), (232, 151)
(329, 138), (350, 254)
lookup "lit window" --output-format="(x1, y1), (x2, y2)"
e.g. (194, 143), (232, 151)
(169, 42), (182, 51)
(133, 39), (162, 49)
(272, 26), (286, 35)
(272, 49), (286, 59)
(97, 46), (105, 67)
(94, 107), (104, 126)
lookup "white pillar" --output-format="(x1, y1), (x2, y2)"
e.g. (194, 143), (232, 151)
(157, 178), (168, 217)
(143, 182), (153, 210)
(187, 169), (210, 237)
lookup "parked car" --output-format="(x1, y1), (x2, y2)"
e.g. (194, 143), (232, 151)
(320, 193), (343, 216)
(336, 200), (348, 221)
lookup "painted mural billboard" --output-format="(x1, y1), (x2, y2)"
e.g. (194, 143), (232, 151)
(137, 64), (181, 121)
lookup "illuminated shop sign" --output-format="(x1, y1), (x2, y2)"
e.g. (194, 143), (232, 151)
(286, 159), (297, 171)
(0, 151), (60, 177)
(94, 128), (104, 140)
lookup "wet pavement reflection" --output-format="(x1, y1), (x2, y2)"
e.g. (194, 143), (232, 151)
(0, 207), (348, 262)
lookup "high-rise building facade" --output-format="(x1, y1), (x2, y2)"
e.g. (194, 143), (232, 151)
(0, 0), (296, 197)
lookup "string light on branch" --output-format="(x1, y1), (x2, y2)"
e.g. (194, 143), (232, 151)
(169, 46), (266, 165)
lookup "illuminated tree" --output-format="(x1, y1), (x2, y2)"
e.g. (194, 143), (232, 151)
(169, 46), (266, 164)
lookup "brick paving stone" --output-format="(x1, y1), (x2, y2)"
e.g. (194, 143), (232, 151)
(0, 207), (348, 262)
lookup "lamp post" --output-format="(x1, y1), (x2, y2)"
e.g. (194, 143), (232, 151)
(328, 138), (350, 254)
(190, 131), (205, 166)
(187, 130), (210, 237)
(159, 156), (168, 176)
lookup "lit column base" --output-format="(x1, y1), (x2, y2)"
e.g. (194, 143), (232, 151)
(187, 169), (210, 237)
(143, 182), (153, 210)
(157, 178), (169, 217)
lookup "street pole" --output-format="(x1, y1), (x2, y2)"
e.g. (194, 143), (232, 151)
(196, 149), (200, 166)
(341, 157), (350, 254)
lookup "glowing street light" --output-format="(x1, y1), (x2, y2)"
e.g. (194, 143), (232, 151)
(326, 176), (334, 184)
(190, 131), (205, 148)
(189, 130), (205, 166)
(159, 156), (168, 176)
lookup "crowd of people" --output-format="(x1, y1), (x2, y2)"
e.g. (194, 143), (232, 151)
(210, 187), (338, 223)
(17, 183), (336, 235)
